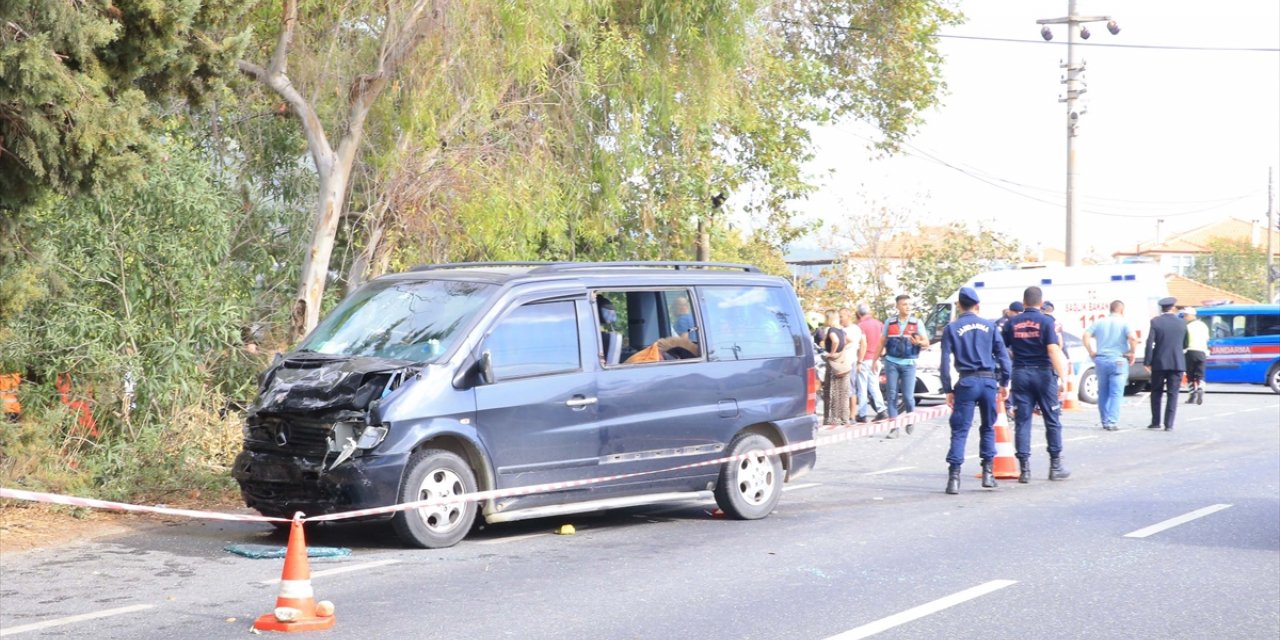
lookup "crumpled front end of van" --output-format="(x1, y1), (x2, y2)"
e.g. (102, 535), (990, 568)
(231, 355), (416, 519)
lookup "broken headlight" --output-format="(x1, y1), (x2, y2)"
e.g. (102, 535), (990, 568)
(326, 423), (389, 454)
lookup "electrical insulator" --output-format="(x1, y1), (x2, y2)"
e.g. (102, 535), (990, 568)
(1041, 26), (1054, 41)
(1107, 20), (1120, 35)
(1080, 26), (1091, 39)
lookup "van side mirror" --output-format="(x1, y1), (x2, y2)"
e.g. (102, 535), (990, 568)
(478, 350), (495, 385)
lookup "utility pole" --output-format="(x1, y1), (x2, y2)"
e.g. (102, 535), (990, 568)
(1268, 167), (1276, 302)
(1037, 1), (1120, 266)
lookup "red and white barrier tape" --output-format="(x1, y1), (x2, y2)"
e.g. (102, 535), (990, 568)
(0, 405), (951, 524)
(0, 487), (289, 523)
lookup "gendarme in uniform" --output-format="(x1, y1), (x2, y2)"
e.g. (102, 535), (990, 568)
(939, 287), (1012, 494)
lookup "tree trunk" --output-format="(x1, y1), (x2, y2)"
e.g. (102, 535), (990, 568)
(241, 0), (437, 342)
(292, 165), (350, 337)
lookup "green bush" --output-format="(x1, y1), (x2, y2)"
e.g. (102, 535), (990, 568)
(0, 139), (265, 499)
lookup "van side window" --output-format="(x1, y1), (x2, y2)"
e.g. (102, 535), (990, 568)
(595, 289), (701, 365)
(484, 301), (581, 379)
(1207, 315), (1231, 339)
(700, 286), (801, 361)
(1231, 315), (1248, 337)
(1253, 314), (1280, 337)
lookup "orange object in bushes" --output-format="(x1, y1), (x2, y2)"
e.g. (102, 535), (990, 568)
(1, 373), (20, 417)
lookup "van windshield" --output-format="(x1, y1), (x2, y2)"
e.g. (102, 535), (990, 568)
(298, 279), (494, 362)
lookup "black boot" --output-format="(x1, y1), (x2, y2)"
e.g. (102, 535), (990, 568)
(945, 465), (961, 495)
(1049, 456), (1072, 481)
(1196, 388), (1204, 405)
(981, 460), (998, 488)
(1018, 458), (1030, 484)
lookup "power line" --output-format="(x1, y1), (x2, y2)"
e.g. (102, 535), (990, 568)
(767, 19), (1280, 53)
(834, 126), (1263, 218)
(898, 139), (1261, 209)
(935, 32), (1280, 52)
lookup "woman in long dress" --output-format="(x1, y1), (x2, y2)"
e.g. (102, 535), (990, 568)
(819, 310), (852, 426)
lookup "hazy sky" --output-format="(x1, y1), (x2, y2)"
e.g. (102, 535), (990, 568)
(787, 0), (1280, 260)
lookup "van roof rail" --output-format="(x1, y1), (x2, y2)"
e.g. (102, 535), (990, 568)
(408, 261), (553, 272)
(529, 261), (760, 273)
(408, 261), (761, 273)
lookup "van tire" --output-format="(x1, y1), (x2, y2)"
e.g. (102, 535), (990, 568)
(1268, 363), (1280, 394)
(391, 449), (478, 549)
(714, 433), (783, 520)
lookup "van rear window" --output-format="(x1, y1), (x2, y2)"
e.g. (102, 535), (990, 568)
(700, 286), (801, 361)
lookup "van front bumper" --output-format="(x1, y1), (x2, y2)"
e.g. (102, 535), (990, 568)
(232, 449), (409, 520)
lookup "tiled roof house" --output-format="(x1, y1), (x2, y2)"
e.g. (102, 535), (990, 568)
(1112, 216), (1280, 276)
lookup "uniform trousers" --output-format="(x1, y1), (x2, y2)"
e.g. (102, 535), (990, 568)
(1012, 367), (1063, 460)
(1149, 369), (1182, 428)
(947, 376), (998, 466)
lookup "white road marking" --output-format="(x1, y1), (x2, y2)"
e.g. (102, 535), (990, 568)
(260, 559), (400, 584)
(783, 482), (823, 492)
(824, 580), (1018, 639)
(1123, 504), (1233, 539)
(0, 604), (155, 637)
(478, 532), (551, 545)
(1063, 435), (1099, 443)
(863, 466), (916, 476)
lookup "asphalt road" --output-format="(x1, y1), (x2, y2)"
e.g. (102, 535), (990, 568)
(2, 384), (1277, 639)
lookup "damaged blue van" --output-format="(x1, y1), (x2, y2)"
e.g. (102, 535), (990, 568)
(233, 262), (819, 548)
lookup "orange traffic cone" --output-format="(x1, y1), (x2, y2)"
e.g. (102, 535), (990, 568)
(1062, 377), (1079, 411)
(989, 409), (1020, 480)
(253, 516), (336, 633)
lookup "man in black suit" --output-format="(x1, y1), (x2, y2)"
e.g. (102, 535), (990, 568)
(1144, 296), (1188, 431)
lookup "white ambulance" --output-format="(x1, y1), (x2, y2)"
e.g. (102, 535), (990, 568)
(918, 263), (1170, 405)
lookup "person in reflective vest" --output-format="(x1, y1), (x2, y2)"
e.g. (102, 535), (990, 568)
(879, 294), (929, 437)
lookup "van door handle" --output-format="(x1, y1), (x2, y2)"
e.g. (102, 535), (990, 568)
(565, 396), (598, 408)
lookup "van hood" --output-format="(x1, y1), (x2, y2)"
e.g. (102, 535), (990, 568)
(251, 354), (419, 416)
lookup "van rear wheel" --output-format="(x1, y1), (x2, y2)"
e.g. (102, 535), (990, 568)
(391, 449), (478, 549)
(713, 433), (783, 520)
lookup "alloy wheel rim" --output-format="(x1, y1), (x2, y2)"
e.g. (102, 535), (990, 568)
(415, 468), (466, 533)
(736, 450), (775, 506)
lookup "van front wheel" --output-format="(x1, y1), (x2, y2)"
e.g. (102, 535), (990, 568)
(391, 449), (478, 549)
(1267, 363), (1280, 394)
(714, 433), (783, 520)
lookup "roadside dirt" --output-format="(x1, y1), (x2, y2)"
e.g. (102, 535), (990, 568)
(0, 488), (243, 554)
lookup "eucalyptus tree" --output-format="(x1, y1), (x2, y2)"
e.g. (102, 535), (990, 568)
(242, 0), (961, 338)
